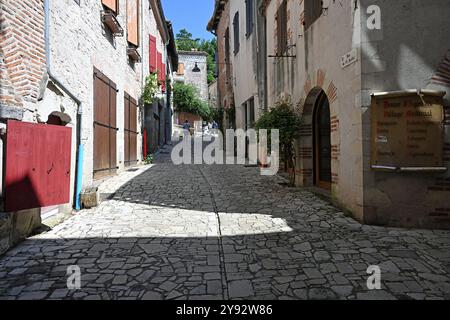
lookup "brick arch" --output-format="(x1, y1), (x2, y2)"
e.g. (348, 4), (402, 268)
(295, 72), (340, 188)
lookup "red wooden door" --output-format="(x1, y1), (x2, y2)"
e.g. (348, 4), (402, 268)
(5, 120), (72, 212)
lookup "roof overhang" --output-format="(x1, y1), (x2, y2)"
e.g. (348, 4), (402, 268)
(207, 0), (227, 33)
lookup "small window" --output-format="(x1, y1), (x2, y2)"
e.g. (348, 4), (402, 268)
(276, 1), (288, 55)
(246, 0), (254, 37)
(233, 12), (240, 55)
(304, 0), (322, 30)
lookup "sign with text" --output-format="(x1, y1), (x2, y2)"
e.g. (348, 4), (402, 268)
(371, 92), (444, 169)
(341, 48), (358, 69)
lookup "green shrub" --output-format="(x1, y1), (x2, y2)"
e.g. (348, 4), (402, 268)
(255, 97), (303, 185)
(144, 154), (154, 165)
(173, 82), (210, 118)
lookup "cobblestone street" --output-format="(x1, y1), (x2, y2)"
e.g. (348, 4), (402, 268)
(0, 147), (449, 300)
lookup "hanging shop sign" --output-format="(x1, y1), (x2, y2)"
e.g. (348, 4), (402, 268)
(371, 90), (446, 172)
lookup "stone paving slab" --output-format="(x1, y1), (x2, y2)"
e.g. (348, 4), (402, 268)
(0, 147), (449, 300)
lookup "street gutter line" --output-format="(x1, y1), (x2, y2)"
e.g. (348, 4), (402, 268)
(197, 166), (230, 300)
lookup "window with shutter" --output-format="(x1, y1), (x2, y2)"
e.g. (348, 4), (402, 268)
(304, 0), (322, 30)
(276, 1), (288, 55)
(149, 35), (157, 73)
(127, 0), (140, 46)
(246, 0), (254, 37)
(102, 0), (119, 14)
(157, 52), (163, 82)
(233, 12), (240, 55)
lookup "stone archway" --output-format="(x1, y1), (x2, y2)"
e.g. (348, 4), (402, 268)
(312, 91), (332, 190)
(294, 69), (339, 189)
(294, 87), (323, 187)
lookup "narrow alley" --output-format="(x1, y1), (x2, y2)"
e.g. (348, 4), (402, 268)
(0, 146), (449, 300)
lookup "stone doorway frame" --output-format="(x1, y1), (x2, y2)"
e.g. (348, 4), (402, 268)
(312, 91), (332, 190)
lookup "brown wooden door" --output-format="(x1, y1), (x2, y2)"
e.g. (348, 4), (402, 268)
(93, 68), (118, 180)
(314, 92), (332, 190)
(124, 92), (138, 167)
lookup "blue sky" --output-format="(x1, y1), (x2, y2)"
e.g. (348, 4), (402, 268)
(162, 0), (215, 40)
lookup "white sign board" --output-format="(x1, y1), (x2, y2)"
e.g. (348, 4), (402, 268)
(341, 49), (358, 69)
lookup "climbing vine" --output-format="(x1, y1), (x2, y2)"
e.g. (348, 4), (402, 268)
(142, 72), (160, 105)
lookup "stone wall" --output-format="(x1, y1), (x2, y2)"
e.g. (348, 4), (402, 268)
(229, 0), (260, 130)
(0, 0), (174, 254)
(265, 0), (364, 220)
(0, 0), (46, 110)
(0, 0), (48, 255)
(214, 0), (235, 129)
(264, 0), (450, 229)
(359, 0), (450, 228)
(178, 52), (209, 102)
(46, 0), (171, 187)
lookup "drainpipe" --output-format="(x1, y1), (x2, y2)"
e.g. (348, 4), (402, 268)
(44, 0), (84, 210)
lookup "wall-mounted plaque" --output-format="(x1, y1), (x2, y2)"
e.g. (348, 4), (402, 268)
(341, 48), (358, 69)
(371, 90), (445, 171)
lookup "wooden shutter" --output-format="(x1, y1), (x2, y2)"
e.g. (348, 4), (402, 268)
(277, 1), (287, 55)
(124, 93), (138, 166)
(93, 68), (118, 180)
(127, 0), (140, 46)
(246, 0), (253, 36)
(149, 35), (157, 73)
(233, 12), (239, 54)
(305, 0), (322, 30)
(102, 0), (119, 14)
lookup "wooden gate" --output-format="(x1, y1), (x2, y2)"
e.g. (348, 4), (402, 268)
(5, 120), (72, 212)
(93, 68), (118, 180)
(124, 92), (138, 167)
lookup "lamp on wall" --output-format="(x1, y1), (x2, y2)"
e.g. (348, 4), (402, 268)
(192, 62), (201, 73)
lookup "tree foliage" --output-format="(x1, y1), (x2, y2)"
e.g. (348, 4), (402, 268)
(175, 29), (200, 52)
(175, 29), (217, 84)
(173, 82), (210, 119)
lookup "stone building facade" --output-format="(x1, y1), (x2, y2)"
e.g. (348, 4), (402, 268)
(207, 0), (236, 129)
(175, 51), (209, 102)
(262, 0), (450, 229)
(172, 51), (208, 126)
(0, 0), (177, 254)
(228, 0), (261, 130)
(210, 0), (450, 229)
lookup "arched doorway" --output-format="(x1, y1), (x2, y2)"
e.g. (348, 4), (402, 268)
(313, 91), (332, 190)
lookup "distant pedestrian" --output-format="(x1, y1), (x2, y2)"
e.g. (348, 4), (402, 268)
(182, 120), (191, 137)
